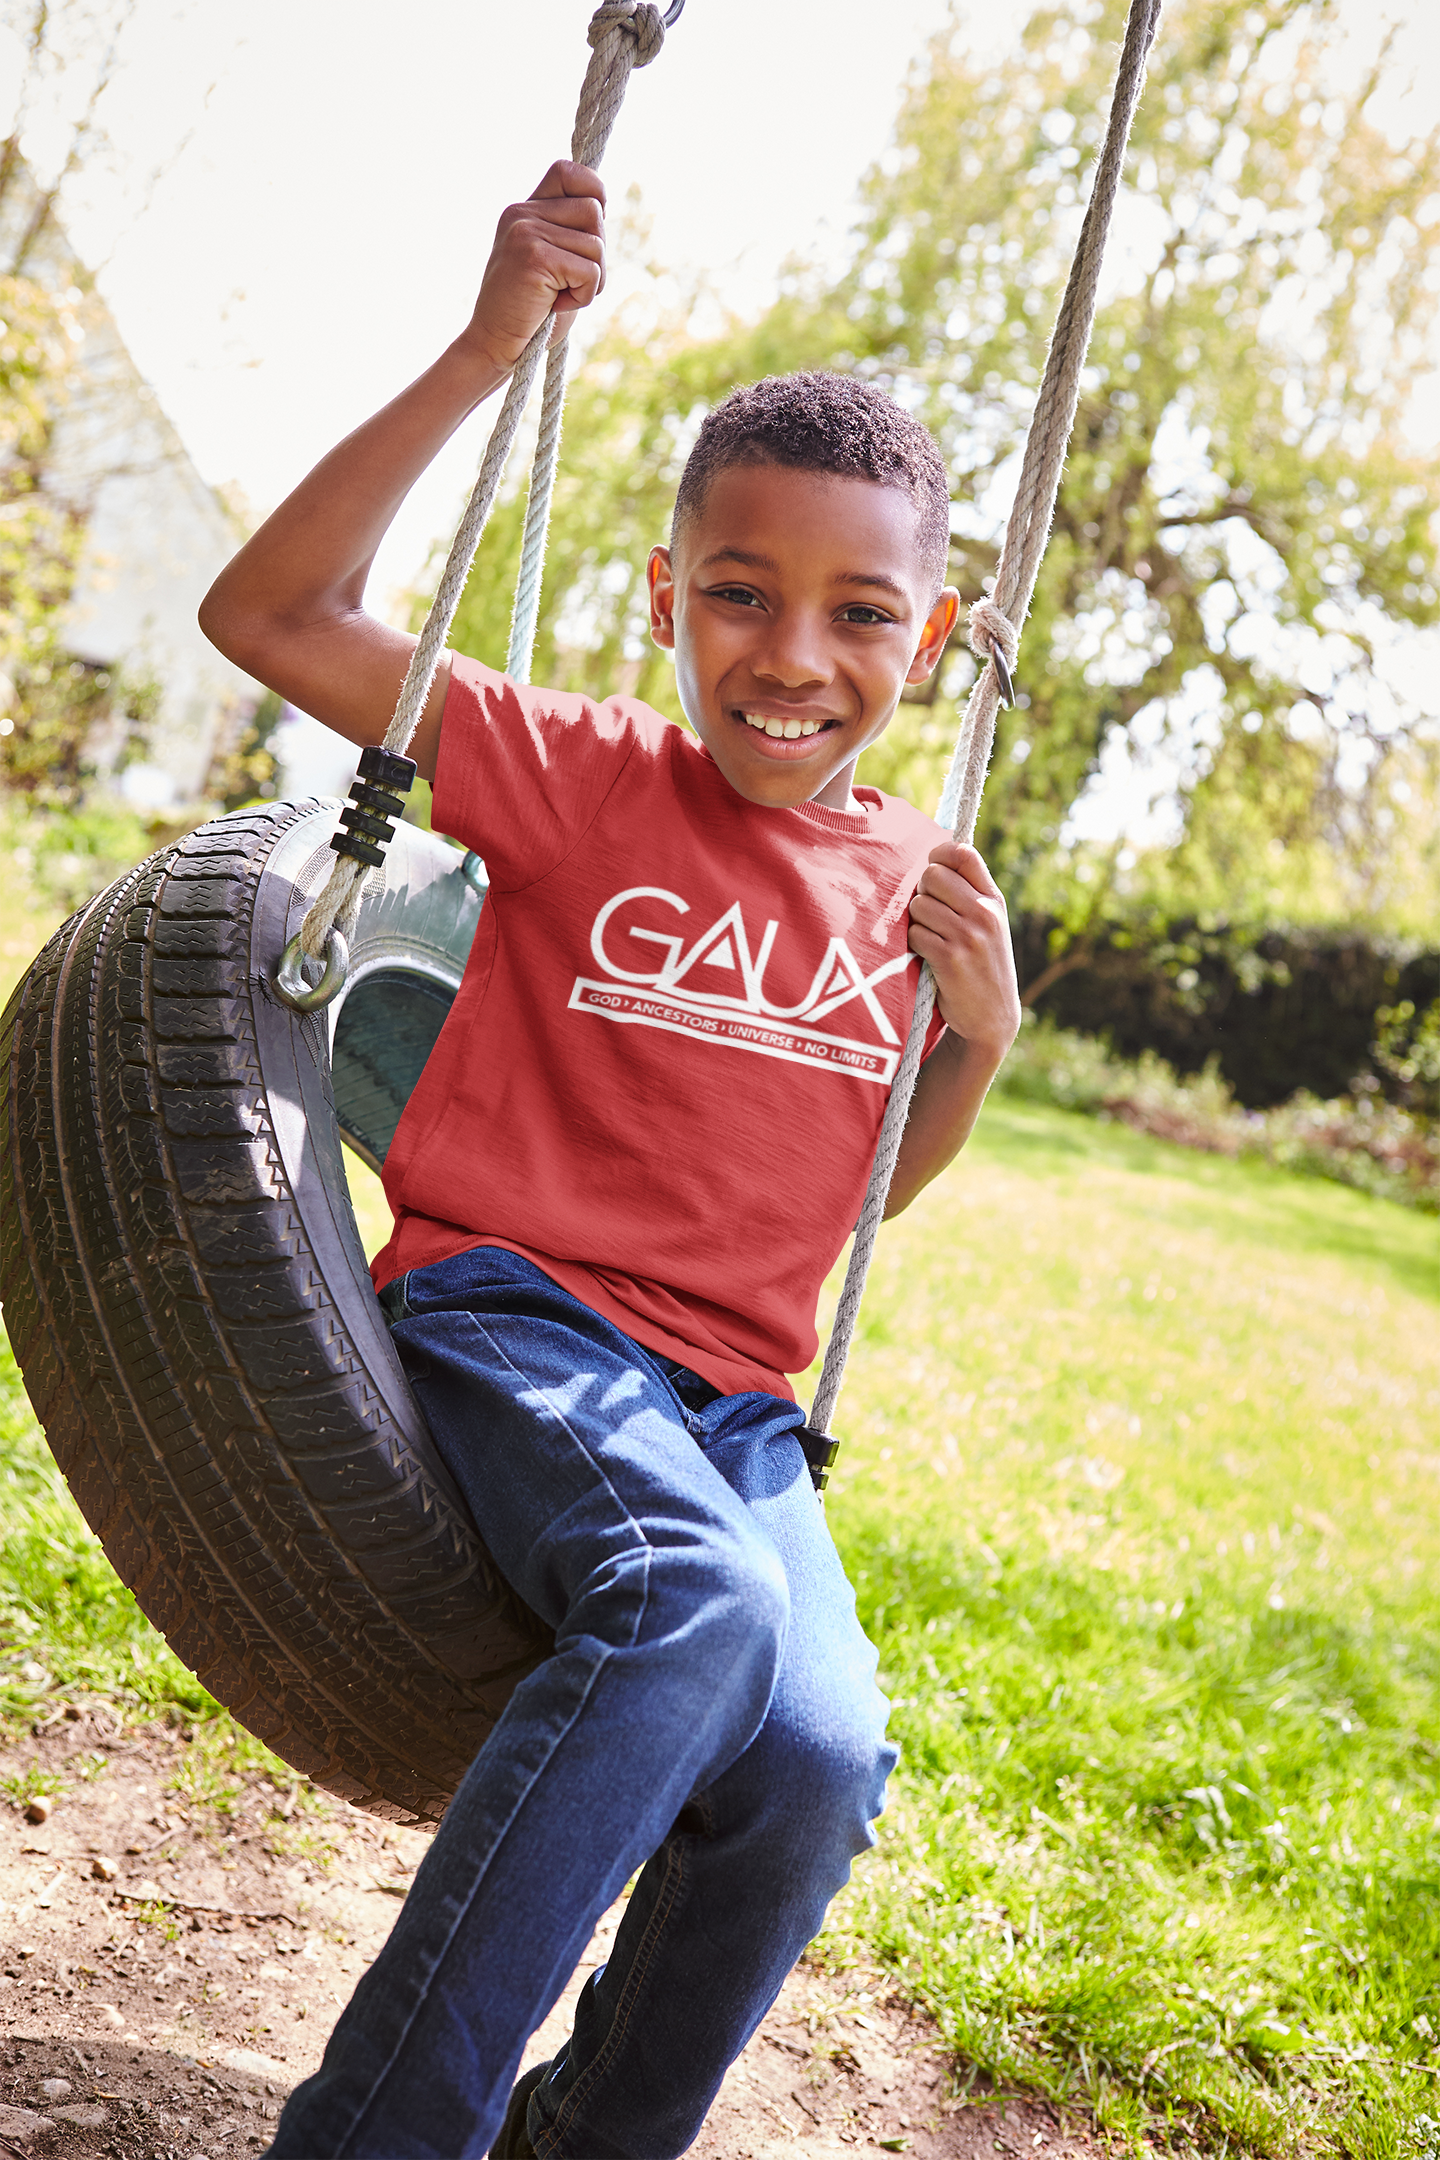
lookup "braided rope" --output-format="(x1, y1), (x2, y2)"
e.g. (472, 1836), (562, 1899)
(507, 332), (572, 682)
(809, 0), (1163, 1436)
(507, 0), (667, 679)
(299, 0), (667, 958)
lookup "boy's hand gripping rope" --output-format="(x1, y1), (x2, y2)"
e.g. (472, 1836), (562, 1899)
(806, 0), (1163, 1452)
(275, 0), (673, 1012)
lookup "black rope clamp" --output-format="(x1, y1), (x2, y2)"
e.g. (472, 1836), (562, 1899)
(796, 1425), (840, 1494)
(330, 745), (417, 869)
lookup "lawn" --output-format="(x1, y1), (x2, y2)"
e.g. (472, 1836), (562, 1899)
(4, 1047), (1438, 2150)
(806, 1102), (1440, 2156)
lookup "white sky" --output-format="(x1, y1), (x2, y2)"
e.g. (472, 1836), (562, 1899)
(16, 0), (975, 611)
(3, 0), (1438, 817)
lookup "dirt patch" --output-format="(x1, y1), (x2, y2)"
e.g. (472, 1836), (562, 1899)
(523, 1918), (1103, 2157)
(0, 1713), (1103, 2157)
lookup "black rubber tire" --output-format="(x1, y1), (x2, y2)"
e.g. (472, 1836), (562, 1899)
(0, 798), (550, 1822)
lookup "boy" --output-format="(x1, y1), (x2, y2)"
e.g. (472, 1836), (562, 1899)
(202, 158), (1020, 2160)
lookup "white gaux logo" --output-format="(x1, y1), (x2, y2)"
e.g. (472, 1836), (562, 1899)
(568, 885), (917, 1085)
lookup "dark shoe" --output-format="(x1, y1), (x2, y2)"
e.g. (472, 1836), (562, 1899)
(489, 2059), (549, 2158)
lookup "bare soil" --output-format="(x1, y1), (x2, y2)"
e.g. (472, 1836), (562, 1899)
(0, 1712), (1105, 2158)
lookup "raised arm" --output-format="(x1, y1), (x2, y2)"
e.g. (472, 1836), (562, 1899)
(885, 841), (1022, 1216)
(198, 162), (608, 784)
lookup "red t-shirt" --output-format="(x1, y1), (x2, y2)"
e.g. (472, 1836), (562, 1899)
(371, 656), (946, 1400)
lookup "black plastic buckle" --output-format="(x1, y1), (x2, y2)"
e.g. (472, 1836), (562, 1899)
(329, 747), (417, 869)
(796, 1424), (840, 1494)
(358, 745), (419, 792)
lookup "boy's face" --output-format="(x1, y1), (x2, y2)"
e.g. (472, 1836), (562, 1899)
(647, 463), (959, 813)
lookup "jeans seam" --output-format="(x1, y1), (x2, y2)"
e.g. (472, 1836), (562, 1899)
(338, 1310), (656, 2157)
(641, 1349), (704, 1435)
(538, 1837), (689, 2158)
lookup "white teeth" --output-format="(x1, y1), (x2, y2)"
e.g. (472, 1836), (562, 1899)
(740, 712), (824, 738)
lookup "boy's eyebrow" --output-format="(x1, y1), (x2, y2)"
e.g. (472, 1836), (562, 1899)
(699, 548), (909, 600)
(698, 547), (781, 573)
(834, 571), (908, 598)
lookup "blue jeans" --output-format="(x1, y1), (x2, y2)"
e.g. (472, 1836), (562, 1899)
(267, 1247), (895, 2160)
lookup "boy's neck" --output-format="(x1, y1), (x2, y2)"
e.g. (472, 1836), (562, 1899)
(806, 756), (862, 816)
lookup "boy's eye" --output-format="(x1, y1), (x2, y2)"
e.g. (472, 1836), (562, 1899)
(840, 604), (895, 625)
(707, 584), (764, 608)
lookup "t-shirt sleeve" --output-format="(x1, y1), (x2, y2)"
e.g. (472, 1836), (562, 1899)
(432, 652), (641, 891)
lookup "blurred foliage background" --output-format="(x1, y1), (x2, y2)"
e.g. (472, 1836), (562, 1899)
(436, 0), (1440, 986)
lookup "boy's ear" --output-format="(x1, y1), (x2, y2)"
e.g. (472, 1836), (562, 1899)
(648, 546), (676, 650)
(906, 588), (960, 685)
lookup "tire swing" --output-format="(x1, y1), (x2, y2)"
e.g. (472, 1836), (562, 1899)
(2, 808), (523, 1821)
(0, 0), (1159, 1824)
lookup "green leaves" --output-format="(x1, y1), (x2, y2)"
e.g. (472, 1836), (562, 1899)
(1373, 1000), (1440, 1120)
(847, 0), (1440, 911)
(435, 0), (1440, 942)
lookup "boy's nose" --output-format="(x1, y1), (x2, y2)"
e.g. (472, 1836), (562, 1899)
(749, 613), (830, 689)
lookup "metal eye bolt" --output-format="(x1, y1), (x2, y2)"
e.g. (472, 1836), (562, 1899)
(275, 929), (350, 1013)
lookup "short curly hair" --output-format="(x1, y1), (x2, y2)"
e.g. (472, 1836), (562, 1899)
(671, 371), (952, 598)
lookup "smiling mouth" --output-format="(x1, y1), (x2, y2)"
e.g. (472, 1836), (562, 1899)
(738, 710), (837, 741)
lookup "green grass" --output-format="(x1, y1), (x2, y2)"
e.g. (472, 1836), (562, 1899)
(4, 1091), (1439, 2151)
(0, 1332), (291, 1790)
(806, 1100), (1440, 2153)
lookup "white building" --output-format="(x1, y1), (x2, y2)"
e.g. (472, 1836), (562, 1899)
(1, 159), (261, 808)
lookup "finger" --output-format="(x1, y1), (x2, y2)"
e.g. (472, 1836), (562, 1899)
(906, 920), (954, 966)
(908, 891), (967, 942)
(521, 227), (604, 275)
(497, 205), (605, 258)
(505, 226), (604, 311)
(529, 159), (606, 207)
(543, 243), (605, 312)
(507, 194), (606, 239)
(914, 863), (996, 916)
(910, 887), (1010, 955)
(927, 840), (1004, 902)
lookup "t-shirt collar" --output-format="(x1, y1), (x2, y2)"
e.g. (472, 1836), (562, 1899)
(792, 790), (879, 832)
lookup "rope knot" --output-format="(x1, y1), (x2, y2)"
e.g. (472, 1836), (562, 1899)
(587, 1), (665, 66)
(967, 596), (1018, 672)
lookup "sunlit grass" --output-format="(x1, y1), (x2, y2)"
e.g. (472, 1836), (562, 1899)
(0, 874), (63, 1014)
(0, 1333), (292, 1797)
(810, 1100), (1440, 2153)
(0, 1337), (217, 1731)
(4, 1074), (1439, 2150)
